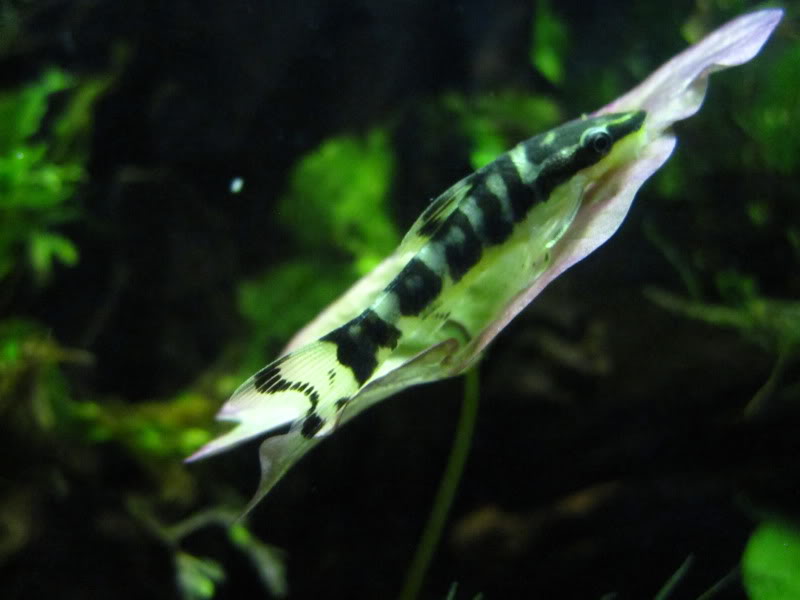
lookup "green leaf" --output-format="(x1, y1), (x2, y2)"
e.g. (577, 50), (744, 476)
(735, 44), (800, 174)
(0, 69), (73, 152)
(28, 231), (79, 283)
(742, 521), (800, 600)
(0, 67), (110, 288)
(646, 288), (800, 355)
(229, 524), (288, 598)
(237, 259), (352, 364)
(175, 552), (226, 600)
(530, 0), (570, 85)
(442, 91), (560, 169)
(279, 128), (398, 269)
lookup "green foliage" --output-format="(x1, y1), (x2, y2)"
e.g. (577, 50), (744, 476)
(172, 525), (287, 600)
(278, 128), (399, 273)
(237, 258), (349, 365)
(680, 0), (753, 44)
(442, 91), (561, 169)
(530, 0), (570, 85)
(175, 552), (225, 600)
(0, 318), (91, 431)
(646, 270), (800, 417)
(647, 287), (800, 358)
(662, 18), (800, 183)
(742, 521), (800, 600)
(0, 68), (109, 284)
(228, 523), (288, 597)
(734, 43), (800, 174)
(130, 501), (288, 600)
(237, 128), (400, 367)
(643, 8), (800, 417)
(0, 317), (215, 462)
(0, 67), (115, 451)
(63, 393), (216, 460)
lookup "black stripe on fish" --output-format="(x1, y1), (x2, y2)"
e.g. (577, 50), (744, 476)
(252, 356), (322, 406)
(301, 412), (325, 438)
(391, 257), (443, 316)
(524, 132), (559, 166)
(321, 309), (401, 385)
(469, 174), (514, 245)
(434, 209), (483, 282)
(493, 154), (534, 223)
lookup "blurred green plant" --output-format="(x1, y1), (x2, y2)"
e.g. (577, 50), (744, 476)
(444, 582), (484, 600)
(642, 7), (800, 419)
(0, 318), (217, 468)
(399, 369), (480, 600)
(237, 258), (348, 370)
(129, 499), (288, 599)
(65, 391), (216, 460)
(734, 42), (800, 175)
(530, 0), (570, 86)
(646, 275), (800, 417)
(278, 128), (398, 273)
(0, 318), (91, 433)
(0, 67), (111, 286)
(742, 520), (800, 600)
(442, 91), (560, 169)
(647, 273), (800, 357)
(176, 552), (225, 600)
(235, 128), (400, 368)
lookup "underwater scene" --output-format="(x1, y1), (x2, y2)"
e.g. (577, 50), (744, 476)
(1, 1), (799, 599)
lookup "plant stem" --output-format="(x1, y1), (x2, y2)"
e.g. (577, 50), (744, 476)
(398, 368), (480, 600)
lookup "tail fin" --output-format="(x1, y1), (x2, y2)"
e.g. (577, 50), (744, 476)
(186, 339), (361, 461)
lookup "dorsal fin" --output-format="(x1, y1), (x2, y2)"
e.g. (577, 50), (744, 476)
(398, 178), (472, 252)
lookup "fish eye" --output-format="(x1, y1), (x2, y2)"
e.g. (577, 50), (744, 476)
(585, 129), (612, 155)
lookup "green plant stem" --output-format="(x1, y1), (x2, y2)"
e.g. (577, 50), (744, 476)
(654, 554), (693, 600)
(744, 347), (788, 418)
(695, 567), (738, 600)
(398, 368), (480, 600)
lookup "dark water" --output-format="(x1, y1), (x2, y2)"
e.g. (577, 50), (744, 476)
(2, 1), (798, 599)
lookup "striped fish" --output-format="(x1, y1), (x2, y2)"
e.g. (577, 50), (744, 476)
(215, 110), (647, 445)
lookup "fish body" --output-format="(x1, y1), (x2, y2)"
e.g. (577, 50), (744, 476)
(214, 110), (647, 447)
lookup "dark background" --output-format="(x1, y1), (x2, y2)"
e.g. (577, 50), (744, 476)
(2, 1), (798, 599)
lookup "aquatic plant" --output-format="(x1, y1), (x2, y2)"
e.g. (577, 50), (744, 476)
(0, 68), (95, 285)
(743, 520), (800, 600)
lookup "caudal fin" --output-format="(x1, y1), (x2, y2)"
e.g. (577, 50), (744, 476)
(186, 340), (361, 461)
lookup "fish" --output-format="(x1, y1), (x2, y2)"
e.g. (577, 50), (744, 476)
(186, 7), (782, 513)
(204, 111), (647, 447)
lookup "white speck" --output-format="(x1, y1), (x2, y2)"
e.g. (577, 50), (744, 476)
(230, 177), (244, 193)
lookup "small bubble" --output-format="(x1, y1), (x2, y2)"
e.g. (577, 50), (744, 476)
(229, 177), (244, 193)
